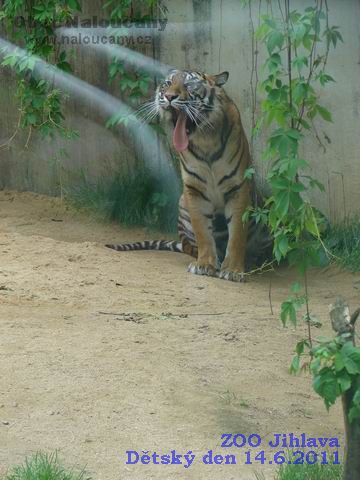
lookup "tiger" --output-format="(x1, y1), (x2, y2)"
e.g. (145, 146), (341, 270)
(106, 69), (272, 282)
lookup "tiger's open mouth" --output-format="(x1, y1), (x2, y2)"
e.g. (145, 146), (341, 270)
(170, 107), (196, 153)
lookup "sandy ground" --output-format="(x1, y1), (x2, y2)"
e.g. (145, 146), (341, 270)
(0, 190), (359, 480)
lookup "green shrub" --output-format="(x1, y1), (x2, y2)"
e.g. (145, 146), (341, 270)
(3, 452), (89, 480)
(275, 458), (342, 480)
(325, 216), (360, 272)
(68, 167), (181, 233)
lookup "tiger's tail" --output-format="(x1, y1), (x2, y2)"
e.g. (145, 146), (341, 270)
(105, 240), (183, 253)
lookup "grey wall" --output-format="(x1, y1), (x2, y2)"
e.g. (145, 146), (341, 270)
(0, 0), (359, 221)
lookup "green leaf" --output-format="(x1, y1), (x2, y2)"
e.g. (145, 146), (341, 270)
(290, 355), (300, 374)
(278, 235), (289, 256)
(2, 53), (18, 67)
(334, 353), (345, 372)
(313, 367), (340, 409)
(270, 177), (289, 190)
(66, 0), (82, 10)
(268, 88), (281, 102)
(293, 82), (309, 105)
(324, 26), (344, 48)
(268, 206), (279, 230)
(297, 119), (310, 131)
(25, 113), (38, 125)
(341, 343), (360, 375)
(349, 404), (360, 423)
(352, 389), (360, 406)
(303, 35), (313, 51)
(290, 182), (305, 193)
(265, 53), (282, 73)
(276, 190), (290, 218)
(304, 207), (320, 237)
(281, 299), (297, 326)
(31, 97), (45, 109)
(286, 129), (302, 140)
(267, 31), (284, 54)
(318, 72), (335, 86)
(57, 61), (72, 73)
(295, 339), (309, 356)
(316, 105), (333, 122)
(292, 23), (307, 44)
(337, 371), (351, 393)
(242, 209), (251, 223)
(292, 56), (308, 71)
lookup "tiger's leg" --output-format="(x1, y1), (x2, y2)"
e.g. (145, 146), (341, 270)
(183, 187), (217, 277)
(178, 195), (198, 258)
(219, 184), (250, 282)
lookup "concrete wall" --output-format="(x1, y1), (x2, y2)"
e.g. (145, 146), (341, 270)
(0, 0), (359, 221)
(0, 0), (159, 195)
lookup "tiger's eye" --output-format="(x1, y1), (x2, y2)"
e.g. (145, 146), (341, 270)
(185, 81), (198, 91)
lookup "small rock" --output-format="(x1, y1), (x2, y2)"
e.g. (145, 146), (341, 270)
(2, 421), (10, 425)
(12, 402), (18, 408)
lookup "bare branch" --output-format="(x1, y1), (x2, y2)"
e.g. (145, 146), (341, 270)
(329, 297), (353, 335)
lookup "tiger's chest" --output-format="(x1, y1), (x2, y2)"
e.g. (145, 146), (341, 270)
(180, 142), (244, 211)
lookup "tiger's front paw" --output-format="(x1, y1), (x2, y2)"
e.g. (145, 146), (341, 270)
(218, 269), (246, 282)
(219, 258), (246, 282)
(188, 262), (218, 278)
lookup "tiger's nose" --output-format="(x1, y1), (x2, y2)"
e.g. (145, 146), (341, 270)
(165, 93), (179, 103)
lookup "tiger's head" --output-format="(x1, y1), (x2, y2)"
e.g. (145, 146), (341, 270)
(155, 69), (229, 152)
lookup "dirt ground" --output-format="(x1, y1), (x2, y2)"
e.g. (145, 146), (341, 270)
(0, 190), (358, 480)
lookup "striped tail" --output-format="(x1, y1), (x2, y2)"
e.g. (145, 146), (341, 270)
(105, 240), (183, 253)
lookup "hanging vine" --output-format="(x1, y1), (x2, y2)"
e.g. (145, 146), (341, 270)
(0, 1), (81, 147)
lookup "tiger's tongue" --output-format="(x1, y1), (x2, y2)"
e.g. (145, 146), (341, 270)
(173, 110), (188, 152)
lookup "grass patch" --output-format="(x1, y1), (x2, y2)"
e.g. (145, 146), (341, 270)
(3, 452), (89, 480)
(254, 450), (342, 480)
(68, 167), (181, 233)
(276, 459), (342, 480)
(324, 216), (360, 272)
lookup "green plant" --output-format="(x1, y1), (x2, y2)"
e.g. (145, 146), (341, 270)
(290, 327), (360, 414)
(109, 58), (152, 105)
(0, 1), (81, 146)
(275, 451), (342, 480)
(247, 2), (341, 269)
(68, 166), (180, 233)
(244, 0), (342, 359)
(3, 451), (89, 480)
(104, 0), (169, 131)
(248, 2), (360, 477)
(325, 217), (360, 272)
(250, 3), (341, 356)
(103, 0), (177, 230)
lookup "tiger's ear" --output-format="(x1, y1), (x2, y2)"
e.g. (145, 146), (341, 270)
(214, 71), (229, 87)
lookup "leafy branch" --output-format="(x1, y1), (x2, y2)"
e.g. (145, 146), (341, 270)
(0, 0), (81, 146)
(252, 3), (360, 474)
